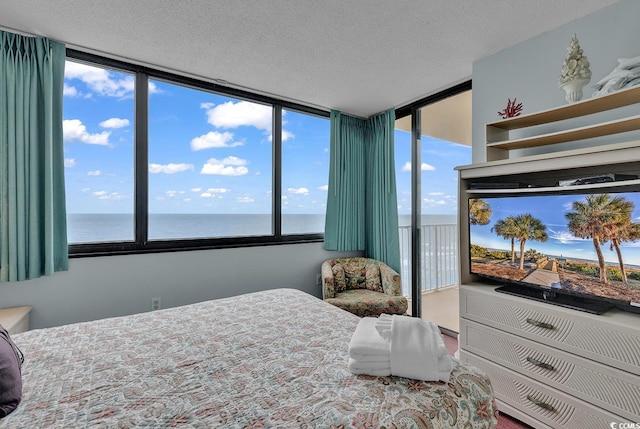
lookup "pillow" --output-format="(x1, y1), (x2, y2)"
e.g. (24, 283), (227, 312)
(342, 264), (367, 290)
(0, 324), (23, 418)
(364, 264), (383, 292)
(331, 264), (347, 293)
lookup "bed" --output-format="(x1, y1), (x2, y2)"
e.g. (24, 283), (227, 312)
(1, 288), (498, 428)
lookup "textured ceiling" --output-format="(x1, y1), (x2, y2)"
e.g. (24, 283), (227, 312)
(0, 0), (618, 117)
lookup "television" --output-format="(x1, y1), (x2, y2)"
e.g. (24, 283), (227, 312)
(468, 189), (640, 315)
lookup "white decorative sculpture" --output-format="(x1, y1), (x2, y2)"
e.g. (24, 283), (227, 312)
(558, 34), (592, 103)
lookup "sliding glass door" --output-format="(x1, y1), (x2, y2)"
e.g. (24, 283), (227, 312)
(395, 86), (471, 333)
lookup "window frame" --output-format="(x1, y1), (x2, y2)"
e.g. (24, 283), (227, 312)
(66, 49), (328, 257)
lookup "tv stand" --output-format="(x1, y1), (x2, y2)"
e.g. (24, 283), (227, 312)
(456, 143), (640, 427)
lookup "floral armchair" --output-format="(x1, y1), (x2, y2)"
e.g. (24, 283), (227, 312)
(321, 257), (408, 317)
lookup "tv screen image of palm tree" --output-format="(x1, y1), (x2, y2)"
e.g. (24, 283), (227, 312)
(469, 193), (640, 304)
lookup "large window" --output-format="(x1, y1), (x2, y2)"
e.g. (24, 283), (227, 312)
(281, 109), (330, 234)
(64, 51), (329, 254)
(148, 79), (273, 239)
(63, 60), (135, 243)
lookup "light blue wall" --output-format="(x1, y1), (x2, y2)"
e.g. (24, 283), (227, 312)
(472, 0), (640, 163)
(0, 244), (360, 329)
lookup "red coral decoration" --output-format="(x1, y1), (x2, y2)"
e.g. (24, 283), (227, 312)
(498, 98), (523, 119)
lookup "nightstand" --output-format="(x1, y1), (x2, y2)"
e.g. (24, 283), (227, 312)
(0, 306), (32, 335)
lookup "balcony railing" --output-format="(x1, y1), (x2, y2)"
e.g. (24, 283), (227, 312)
(398, 223), (459, 296)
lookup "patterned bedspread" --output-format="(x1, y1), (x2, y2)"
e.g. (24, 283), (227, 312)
(2, 288), (498, 428)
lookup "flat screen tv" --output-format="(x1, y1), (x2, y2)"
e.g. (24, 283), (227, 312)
(469, 190), (640, 314)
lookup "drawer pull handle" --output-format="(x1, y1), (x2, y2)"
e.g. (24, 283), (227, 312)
(526, 394), (555, 412)
(526, 318), (554, 330)
(526, 356), (555, 371)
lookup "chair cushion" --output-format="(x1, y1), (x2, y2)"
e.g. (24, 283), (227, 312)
(364, 264), (383, 292)
(326, 289), (408, 318)
(341, 259), (368, 290)
(0, 324), (23, 417)
(331, 264), (347, 293)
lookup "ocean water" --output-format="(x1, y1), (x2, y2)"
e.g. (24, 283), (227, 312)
(67, 213), (326, 243)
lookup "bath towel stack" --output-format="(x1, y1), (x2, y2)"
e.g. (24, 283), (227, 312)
(348, 314), (453, 382)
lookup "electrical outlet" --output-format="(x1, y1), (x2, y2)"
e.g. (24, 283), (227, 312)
(151, 297), (161, 311)
(315, 273), (322, 286)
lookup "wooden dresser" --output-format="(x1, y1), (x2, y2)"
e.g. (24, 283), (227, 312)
(459, 284), (640, 428)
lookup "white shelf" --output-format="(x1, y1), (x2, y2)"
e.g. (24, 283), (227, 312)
(487, 85), (640, 131)
(485, 85), (640, 161)
(487, 115), (640, 150)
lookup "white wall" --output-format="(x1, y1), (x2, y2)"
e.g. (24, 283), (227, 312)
(472, 0), (640, 163)
(0, 243), (359, 329)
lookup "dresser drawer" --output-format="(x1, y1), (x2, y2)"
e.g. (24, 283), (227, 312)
(461, 319), (640, 421)
(463, 353), (624, 429)
(461, 285), (640, 375)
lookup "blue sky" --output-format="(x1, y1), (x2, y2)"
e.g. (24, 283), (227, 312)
(62, 60), (470, 216)
(470, 193), (640, 266)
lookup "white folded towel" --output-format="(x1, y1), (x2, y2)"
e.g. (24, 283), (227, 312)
(348, 358), (391, 376)
(348, 317), (391, 360)
(387, 315), (453, 382)
(375, 313), (394, 341)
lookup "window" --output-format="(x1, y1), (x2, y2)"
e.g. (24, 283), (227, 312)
(148, 79), (273, 239)
(64, 51), (328, 255)
(281, 109), (330, 234)
(63, 60), (135, 243)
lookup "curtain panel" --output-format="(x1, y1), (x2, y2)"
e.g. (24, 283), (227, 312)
(364, 109), (400, 272)
(324, 109), (400, 272)
(0, 31), (68, 282)
(324, 111), (366, 251)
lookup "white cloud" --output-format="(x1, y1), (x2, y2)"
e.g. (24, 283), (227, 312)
(87, 170), (101, 176)
(191, 187), (202, 192)
(282, 130), (295, 141)
(148, 163), (194, 174)
(64, 158), (76, 168)
(200, 188), (230, 198)
(200, 101), (295, 143)
(237, 196), (255, 203)
(318, 184), (329, 191)
(63, 84), (79, 97)
(190, 131), (243, 151)
(428, 192), (445, 196)
(421, 163), (436, 171)
(402, 162), (436, 172)
(423, 198), (448, 205)
(93, 191), (126, 200)
(148, 81), (159, 94)
(64, 61), (134, 98)
(201, 101), (272, 131)
(165, 190), (186, 198)
(288, 187), (309, 195)
(551, 230), (587, 244)
(201, 157), (249, 176)
(268, 129), (296, 142)
(64, 119), (111, 145)
(100, 118), (130, 129)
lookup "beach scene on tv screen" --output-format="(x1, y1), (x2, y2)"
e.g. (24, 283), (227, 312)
(469, 192), (640, 305)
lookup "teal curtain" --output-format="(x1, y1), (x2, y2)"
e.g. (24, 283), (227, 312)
(324, 110), (366, 250)
(0, 31), (68, 282)
(364, 109), (400, 272)
(324, 109), (400, 272)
